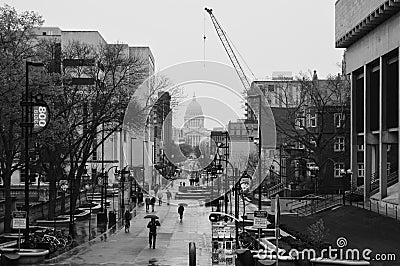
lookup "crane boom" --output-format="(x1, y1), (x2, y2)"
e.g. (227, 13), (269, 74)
(205, 8), (252, 91)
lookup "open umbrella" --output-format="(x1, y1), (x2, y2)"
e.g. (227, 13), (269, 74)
(144, 214), (159, 219)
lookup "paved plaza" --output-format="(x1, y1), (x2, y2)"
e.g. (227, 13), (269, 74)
(47, 197), (212, 266)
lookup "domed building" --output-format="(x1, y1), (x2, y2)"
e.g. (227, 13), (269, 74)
(182, 95), (210, 146)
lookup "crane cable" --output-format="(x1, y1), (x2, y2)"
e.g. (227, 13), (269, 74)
(203, 8), (206, 67)
(224, 30), (257, 81)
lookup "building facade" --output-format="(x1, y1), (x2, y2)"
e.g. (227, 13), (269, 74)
(182, 95), (210, 147)
(335, 0), (400, 203)
(248, 77), (350, 195)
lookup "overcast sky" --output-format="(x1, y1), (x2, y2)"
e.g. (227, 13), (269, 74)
(3, 0), (344, 79)
(3, 0), (345, 129)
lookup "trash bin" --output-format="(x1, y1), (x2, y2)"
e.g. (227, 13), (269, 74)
(1, 252), (20, 266)
(236, 249), (255, 266)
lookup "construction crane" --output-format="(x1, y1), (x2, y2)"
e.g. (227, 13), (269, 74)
(204, 7), (253, 91)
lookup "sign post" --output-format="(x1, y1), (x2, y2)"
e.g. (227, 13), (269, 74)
(253, 210), (268, 249)
(12, 211), (27, 250)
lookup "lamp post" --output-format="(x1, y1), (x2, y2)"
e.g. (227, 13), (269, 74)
(309, 165), (320, 195)
(340, 169), (352, 205)
(22, 60), (45, 243)
(247, 94), (262, 211)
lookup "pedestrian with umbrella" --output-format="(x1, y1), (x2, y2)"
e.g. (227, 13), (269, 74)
(145, 215), (160, 249)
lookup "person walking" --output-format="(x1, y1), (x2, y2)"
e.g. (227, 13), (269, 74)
(145, 196), (150, 213)
(178, 205), (185, 223)
(147, 218), (160, 249)
(124, 209), (132, 233)
(150, 196), (156, 212)
(166, 190), (172, 205)
(157, 191), (163, 206)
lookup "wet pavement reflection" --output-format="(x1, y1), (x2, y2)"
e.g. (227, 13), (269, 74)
(48, 202), (122, 259)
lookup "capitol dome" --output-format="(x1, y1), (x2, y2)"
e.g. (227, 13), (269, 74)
(184, 95), (203, 119)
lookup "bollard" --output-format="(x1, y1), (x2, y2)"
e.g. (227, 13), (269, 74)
(189, 242), (196, 266)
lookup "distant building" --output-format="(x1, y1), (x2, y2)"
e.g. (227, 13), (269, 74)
(182, 95), (210, 146)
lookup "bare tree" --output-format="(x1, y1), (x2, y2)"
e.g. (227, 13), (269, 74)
(0, 4), (44, 232)
(270, 72), (350, 191)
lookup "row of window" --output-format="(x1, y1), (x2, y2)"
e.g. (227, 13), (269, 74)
(357, 144), (391, 152)
(356, 163), (391, 178)
(295, 112), (345, 129)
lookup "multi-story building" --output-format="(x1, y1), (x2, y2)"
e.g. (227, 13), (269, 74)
(13, 27), (155, 192)
(246, 76), (350, 195)
(335, 0), (400, 203)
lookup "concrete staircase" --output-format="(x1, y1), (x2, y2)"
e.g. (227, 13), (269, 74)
(174, 186), (211, 200)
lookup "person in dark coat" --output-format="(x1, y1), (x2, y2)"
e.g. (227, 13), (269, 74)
(145, 197), (150, 213)
(178, 205), (185, 223)
(124, 209), (132, 232)
(147, 218), (161, 249)
(150, 196), (156, 212)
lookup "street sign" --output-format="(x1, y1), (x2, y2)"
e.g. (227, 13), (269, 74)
(253, 210), (268, 229)
(12, 211), (27, 229)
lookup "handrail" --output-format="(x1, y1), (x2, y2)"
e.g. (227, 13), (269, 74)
(294, 194), (342, 216)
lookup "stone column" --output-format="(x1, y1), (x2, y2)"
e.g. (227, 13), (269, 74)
(350, 72), (358, 190)
(364, 65), (372, 202)
(379, 56), (388, 199)
(398, 49), (400, 205)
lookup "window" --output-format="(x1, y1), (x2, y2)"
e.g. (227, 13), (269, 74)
(334, 163), (345, 178)
(306, 162), (316, 177)
(309, 140), (317, 149)
(358, 163), (364, 177)
(295, 111), (305, 129)
(357, 144), (364, 151)
(334, 113), (345, 128)
(307, 112), (317, 127)
(296, 142), (305, 149)
(334, 137), (345, 152)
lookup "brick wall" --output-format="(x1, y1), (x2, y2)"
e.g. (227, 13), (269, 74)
(335, 0), (387, 41)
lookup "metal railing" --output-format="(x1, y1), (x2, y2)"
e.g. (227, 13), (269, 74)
(294, 194), (342, 216)
(351, 198), (399, 221)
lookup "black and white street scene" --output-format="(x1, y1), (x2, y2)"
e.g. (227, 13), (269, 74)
(1, 0), (400, 265)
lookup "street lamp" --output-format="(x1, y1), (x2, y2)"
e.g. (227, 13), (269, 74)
(308, 165), (320, 195)
(247, 94), (262, 211)
(98, 165), (119, 223)
(340, 169), (352, 204)
(22, 60), (45, 243)
(234, 170), (252, 247)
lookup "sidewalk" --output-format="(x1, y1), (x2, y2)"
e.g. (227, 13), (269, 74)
(50, 199), (212, 265)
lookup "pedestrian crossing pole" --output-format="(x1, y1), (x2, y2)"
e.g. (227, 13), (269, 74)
(275, 194), (280, 266)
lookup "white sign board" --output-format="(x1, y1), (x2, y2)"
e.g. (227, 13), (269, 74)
(12, 211), (27, 229)
(253, 210), (268, 229)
